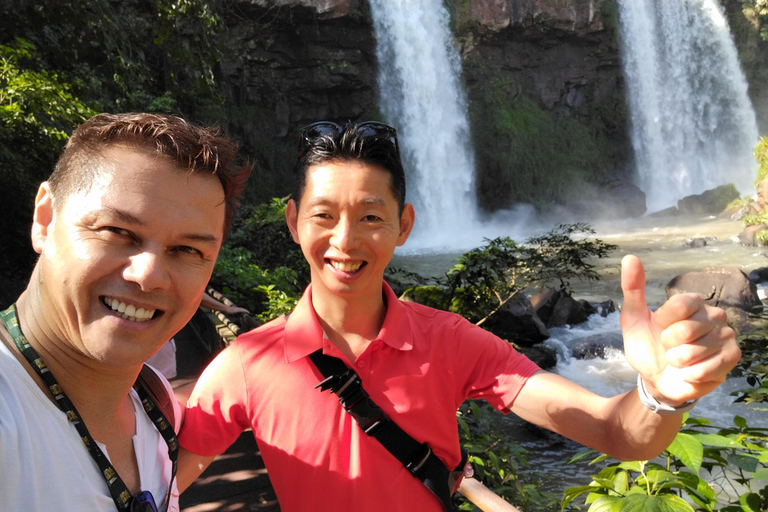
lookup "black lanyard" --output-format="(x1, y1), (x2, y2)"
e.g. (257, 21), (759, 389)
(0, 304), (179, 511)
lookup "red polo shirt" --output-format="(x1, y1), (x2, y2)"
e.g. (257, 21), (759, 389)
(179, 283), (540, 511)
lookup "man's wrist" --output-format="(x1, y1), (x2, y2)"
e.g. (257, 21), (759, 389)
(636, 374), (698, 416)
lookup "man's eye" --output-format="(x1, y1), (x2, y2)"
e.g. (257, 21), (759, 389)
(175, 246), (202, 256)
(363, 215), (381, 222)
(105, 226), (131, 237)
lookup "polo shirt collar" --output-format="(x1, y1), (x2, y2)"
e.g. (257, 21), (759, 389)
(284, 282), (414, 363)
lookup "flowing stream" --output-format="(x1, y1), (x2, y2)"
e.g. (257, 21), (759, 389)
(617, 0), (759, 212)
(392, 215), (766, 496)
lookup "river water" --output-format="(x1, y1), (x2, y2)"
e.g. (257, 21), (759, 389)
(391, 214), (766, 499)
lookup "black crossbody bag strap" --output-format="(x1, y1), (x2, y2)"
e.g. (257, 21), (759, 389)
(308, 349), (467, 512)
(137, 365), (176, 428)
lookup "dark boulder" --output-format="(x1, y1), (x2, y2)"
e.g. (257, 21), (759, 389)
(530, 288), (560, 326)
(571, 332), (624, 360)
(677, 184), (740, 215)
(592, 300), (616, 317)
(483, 295), (549, 347)
(748, 266), (768, 284)
(515, 344), (558, 370)
(548, 295), (589, 327)
(578, 299), (596, 317)
(684, 237), (710, 248)
(666, 267), (763, 313)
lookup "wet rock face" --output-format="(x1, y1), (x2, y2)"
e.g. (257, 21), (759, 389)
(217, 0), (378, 143)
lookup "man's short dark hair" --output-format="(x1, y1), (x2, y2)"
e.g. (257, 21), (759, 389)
(294, 122), (406, 214)
(48, 112), (252, 235)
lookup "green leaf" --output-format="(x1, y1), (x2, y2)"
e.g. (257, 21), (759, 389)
(666, 433), (703, 474)
(617, 461), (644, 472)
(690, 433), (741, 448)
(589, 494), (695, 512)
(569, 449), (598, 463)
(562, 484), (602, 507)
(726, 453), (759, 472)
(739, 492), (763, 512)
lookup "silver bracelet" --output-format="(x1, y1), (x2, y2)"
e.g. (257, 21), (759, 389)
(636, 374), (698, 416)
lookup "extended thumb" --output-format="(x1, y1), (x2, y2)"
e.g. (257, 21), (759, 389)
(620, 254), (648, 321)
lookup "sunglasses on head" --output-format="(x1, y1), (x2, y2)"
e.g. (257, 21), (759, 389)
(297, 120), (400, 160)
(129, 490), (159, 512)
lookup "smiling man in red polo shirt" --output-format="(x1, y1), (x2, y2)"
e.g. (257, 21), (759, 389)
(177, 121), (741, 512)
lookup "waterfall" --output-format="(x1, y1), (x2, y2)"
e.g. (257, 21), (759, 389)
(369, 0), (479, 246)
(617, 0), (759, 213)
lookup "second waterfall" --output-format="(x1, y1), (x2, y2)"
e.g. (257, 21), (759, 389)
(370, 0), (479, 246)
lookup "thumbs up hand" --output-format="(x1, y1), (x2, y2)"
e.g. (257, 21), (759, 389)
(619, 255), (741, 405)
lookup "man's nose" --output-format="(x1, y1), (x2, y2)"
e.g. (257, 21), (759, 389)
(330, 218), (357, 252)
(123, 249), (171, 291)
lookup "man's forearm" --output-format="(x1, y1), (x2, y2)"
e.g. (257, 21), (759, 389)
(512, 371), (682, 461)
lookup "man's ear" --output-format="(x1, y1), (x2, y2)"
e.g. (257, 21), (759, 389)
(31, 182), (54, 254)
(396, 203), (415, 247)
(285, 199), (301, 244)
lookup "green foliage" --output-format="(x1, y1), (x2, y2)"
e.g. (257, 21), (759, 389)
(742, 213), (768, 228)
(0, 37), (98, 301)
(755, 137), (768, 187)
(742, 1), (768, 41)
(732, 329), (768, 407)
(600, 1), (619, 36)
(212, 246), (299, 323)
(458, 400), (561, 511)
(754, 230), (768, 247)
(443, 224), (617, 323)
(470, 76), (621, 211)
(226, 197), (310, 289)
(562, 415), (768, 512)
(211, 197), (307, 322)
(0, 38), (96, 143)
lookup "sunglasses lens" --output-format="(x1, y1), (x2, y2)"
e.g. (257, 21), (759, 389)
(302, 122), (342, 140)
(130, 491), (159, 512)
(357, 122), (395, 141)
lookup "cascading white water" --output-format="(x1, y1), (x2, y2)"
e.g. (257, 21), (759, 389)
(369, 0), (479, 246)
(618, 0), (759, 213)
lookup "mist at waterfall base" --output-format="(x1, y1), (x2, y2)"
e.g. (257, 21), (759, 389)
(618, 0), (759, 213)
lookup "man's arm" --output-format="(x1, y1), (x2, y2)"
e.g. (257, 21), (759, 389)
(177, 448), (217, 492)
(512, 255), (740, 461)
(512, 371), (681, 460)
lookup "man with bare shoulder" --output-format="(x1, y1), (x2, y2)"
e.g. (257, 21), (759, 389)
(0, 112), (250, 512)
(177, 121), (741, 512)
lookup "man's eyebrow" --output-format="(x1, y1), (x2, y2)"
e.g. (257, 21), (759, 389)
(361, 197), (388, 207)
(101, 206), (220, 244)
(306, 197), (389, 207)
(101, 206), (146, 227)
(177, 232), (221, 244)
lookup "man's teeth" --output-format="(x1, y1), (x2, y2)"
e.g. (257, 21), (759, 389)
(331, 260), (363, 272)
(104, 297), (156, 322)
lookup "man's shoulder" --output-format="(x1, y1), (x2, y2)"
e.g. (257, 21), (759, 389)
(238, 314), (288, 338)
(396, 297), (466, 324)
(228, 314), (289, 355)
